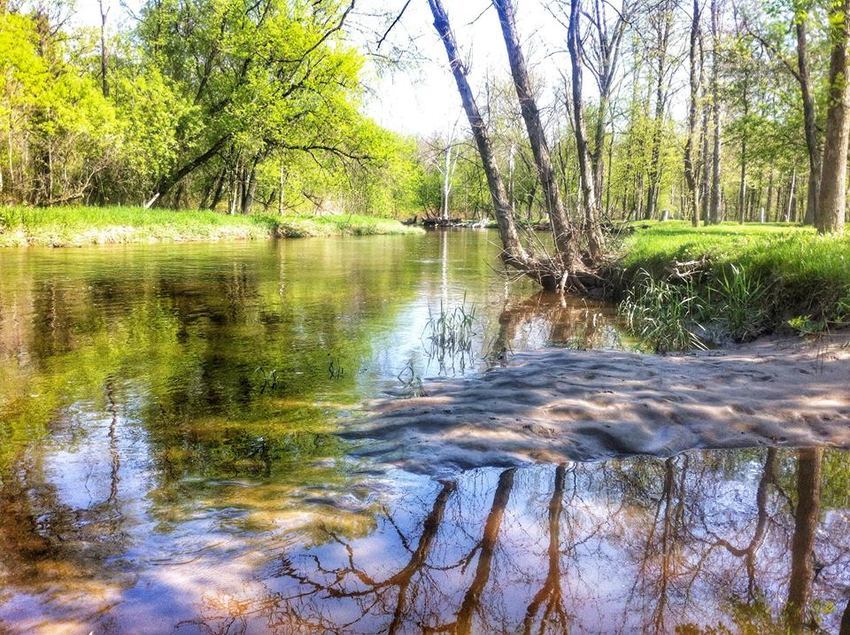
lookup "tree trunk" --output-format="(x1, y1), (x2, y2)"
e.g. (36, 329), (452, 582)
(786, 168), (797, 222)
(149, 134), (232, 207)
(796, 18), (821, 225)
(709, 0), (722, 224)
(278, 159), (285, 214)
(816, 0), (850, 234)
(738, 71), (749, 224)
(99, 0), (110, 97)
(685, 0), (701, 226)
(493, 0), (584, 269)
(441, 142), (453, 222)
(700, 33), (711, 226)
(567, 0), (604, 258)
(738, 137), (747, 223)
(588, 0), (628, 204)
(240, 156), (259, 215)
(785, 448), (822, 630)
(644, 0), (673, 220)
(766, 170), (774, 221)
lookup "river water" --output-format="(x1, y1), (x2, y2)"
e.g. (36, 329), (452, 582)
(0, 232), (848, 633)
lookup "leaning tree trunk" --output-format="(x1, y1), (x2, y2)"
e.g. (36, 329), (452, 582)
(567, 0), (604, 259)
(492, 0), (585, 270)
(817, 0), (850, 234)
(427, 0), (553, 287)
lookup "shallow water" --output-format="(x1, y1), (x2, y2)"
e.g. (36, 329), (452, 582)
(0, 232), (847, 633)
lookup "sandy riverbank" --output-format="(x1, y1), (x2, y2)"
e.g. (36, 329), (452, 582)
(343, 334), (850, 473)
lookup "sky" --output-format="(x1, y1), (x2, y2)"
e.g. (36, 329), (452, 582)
(70, 0), (584, 138)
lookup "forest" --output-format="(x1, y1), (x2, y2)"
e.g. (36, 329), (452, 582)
(0, 0), (428, 215)
(2, 0), (849, 232)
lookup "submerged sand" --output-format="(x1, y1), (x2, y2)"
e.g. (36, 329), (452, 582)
(344, 335), (850, 473)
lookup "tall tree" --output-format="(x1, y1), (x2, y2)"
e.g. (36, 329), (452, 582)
(568, 0), (605, 257)
(643, 0), (674, 219)
(708, 0), (723, 223)
(685, 0), (702, 226)
(585, 0), (631, 200)
(796, 5), (822, 225)
(98, 0), (109, 97)
(816, 0), (850, 234)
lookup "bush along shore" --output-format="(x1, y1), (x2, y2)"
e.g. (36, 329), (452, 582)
(0, 206), (423, 247)
(611, 221), (850, 352)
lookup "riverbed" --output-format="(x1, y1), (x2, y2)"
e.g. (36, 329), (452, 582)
(1, 231), (848, 633)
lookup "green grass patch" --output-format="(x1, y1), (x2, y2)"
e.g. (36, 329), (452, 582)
(0, 206), (423, 247)
(615, 221), (850, 350)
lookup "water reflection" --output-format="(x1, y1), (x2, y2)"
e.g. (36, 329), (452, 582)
(2, 234), (848, 632)
(0, 233), (622, 630)
(132, 449), (850, 634)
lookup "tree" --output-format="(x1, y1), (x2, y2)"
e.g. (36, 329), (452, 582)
(685, 0), (703, 226)
(493, 0), (586, 268)
(795, 3), (822, 225)
(426, 0), (538, 281)
(643, 0), (675, 220)
(567, 0), (605, 257)
(816, 0), (850, 234)
(428, 0), (597, 291)
(709, 0), (723, 224)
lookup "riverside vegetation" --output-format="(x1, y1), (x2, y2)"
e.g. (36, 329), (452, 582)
(0, 206), (421, 247)
(617, 222), (850, 350)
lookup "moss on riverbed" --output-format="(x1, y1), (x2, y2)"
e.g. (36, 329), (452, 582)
(0, 206), (423, 247)
(615, 221), (850, 349)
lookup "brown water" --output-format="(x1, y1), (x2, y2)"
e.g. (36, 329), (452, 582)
(0, 232), (847, 633)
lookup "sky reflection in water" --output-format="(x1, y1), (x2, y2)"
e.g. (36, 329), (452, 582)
(0, 233), (847, 633)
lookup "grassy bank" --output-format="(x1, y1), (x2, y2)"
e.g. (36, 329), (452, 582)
(0, 206), (422, 247)
(614, 221), (850, 350)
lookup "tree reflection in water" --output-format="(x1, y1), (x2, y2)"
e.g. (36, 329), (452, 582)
(171, 449), (850, 634)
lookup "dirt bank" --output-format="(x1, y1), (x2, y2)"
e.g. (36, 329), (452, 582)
(343, 335), (850, 474)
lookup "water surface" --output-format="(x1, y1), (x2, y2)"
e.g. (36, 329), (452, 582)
(0, 232), (847, 633)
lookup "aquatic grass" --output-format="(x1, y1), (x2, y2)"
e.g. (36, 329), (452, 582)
(0, 205), (423, 247)
(617, 222), (850, 349)
(422, 296), (478, 374)
(397, 359), (426, 397)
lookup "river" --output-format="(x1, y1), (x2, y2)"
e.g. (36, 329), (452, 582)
(0, 231), (848, 633)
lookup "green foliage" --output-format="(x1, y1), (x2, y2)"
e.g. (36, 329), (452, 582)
(0, 2), (427, 216)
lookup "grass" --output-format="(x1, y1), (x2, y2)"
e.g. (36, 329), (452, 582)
(422, 296), (478, 374)
(0, 205), (423, 247)
(615, 221), (850, 350)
